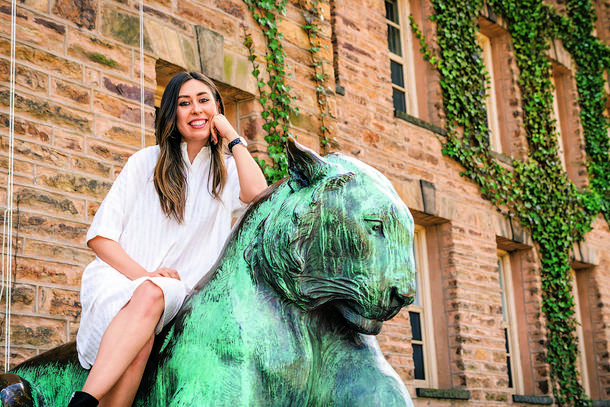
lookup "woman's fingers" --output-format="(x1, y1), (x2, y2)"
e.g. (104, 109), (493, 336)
(152, 267), (181, 280)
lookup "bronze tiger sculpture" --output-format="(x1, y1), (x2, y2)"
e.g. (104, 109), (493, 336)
(1, 138), (416, 406)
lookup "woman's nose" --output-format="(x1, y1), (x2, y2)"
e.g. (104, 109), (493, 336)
(192, 102), (203, 113)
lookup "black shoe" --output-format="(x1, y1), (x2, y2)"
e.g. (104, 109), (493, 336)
(67, 391), (99, 407)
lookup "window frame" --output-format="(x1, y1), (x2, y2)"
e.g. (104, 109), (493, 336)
(497, 250), (524, 393)
(570, 268), (591, 396)
(476, 32), (502, 153)
(409, 226), (437, 389)
(386, 0), (418, 117)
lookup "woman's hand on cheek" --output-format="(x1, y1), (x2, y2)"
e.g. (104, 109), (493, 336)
(211, 114), (239, 143)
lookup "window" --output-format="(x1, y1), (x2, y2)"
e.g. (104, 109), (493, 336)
(497, 251), (523, 392)
(550, 67), (568, 171)
(477, 32), (502, 152)
(408, 226), (436, 387)
(385, 0), (417, 116)
(570, 269), (591, 396)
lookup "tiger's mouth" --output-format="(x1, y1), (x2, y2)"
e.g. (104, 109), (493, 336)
(334, 303), (390, 335)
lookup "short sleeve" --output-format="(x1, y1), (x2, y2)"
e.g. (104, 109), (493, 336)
(86, 150), (151, 244)
(225, 156), (247, 218)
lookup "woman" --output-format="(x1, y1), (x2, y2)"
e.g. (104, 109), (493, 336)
(69, 72), (268, 407)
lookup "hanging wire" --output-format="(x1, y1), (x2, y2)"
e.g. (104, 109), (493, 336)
(2, 0), (18, 372)
(139, 0), (146, 149)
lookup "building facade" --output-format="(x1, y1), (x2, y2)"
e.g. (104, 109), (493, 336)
(1, 0), (609, 405)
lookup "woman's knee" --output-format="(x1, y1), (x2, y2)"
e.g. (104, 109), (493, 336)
(129, 281), (164, 317)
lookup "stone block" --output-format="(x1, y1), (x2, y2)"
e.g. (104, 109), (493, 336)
(54, 0), (97, 29)
(0, 113), (51, 143)
(164, 26), (187, 69)
(0, 284), (36, 313)
(16, 186), (84, 217)
(0, 38), (82, 80)
(36, 167), (112, 199)
(0, 60), (48, 93)
(71, 156), (112, 178)
(180, 3), (237, 39)
(51, 78), (91, 106)
(86, 139), (134, 164)
(38, 287), (81, 318)
(93, 91), (155, 127)
(54, 129), (84, 153)
(213, 0), (246, 19)
(10, 138), (70, 168)
(145, 18), (170, 60)
(180, 34), (199, 72)
(102, 5), (152, 51)
(67, 30), (130, 74)
(24, 239), (94, 264)
(196, 25), (224, 81)
(0, 90), (91, 133)
(10, 314), (67, 347)
(0, 9), (64, 52)
(102, 76), (154, 106)
(13, 212), (88, 244)
(96, 119), (143, 148)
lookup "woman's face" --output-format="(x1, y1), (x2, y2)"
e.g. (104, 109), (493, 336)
(175, 79), (219, 147)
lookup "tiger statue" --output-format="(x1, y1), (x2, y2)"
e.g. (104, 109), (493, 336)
(1, 138), (416, 406)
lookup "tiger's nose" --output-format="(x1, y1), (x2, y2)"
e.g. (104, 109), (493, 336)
(389, 285), (415, 308)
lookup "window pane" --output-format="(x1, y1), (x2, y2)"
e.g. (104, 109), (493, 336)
(409, 311), (422, 341)
(507, 356), (513, 388)
(385, 0), (399, 23)
(387, 25), (403, 56)
(413, 272), (420, 306)
(391, 60), (405, 87)
(413, 344), (426, 380)
(393, 88), (406, 114)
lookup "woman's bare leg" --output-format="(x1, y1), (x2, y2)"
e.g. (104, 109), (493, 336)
(98, 335), (154, 406)
(81, 281), (164, 404)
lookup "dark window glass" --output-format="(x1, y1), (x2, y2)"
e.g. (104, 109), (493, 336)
(409, 311), (422, 341)
(413, 344), (425, 380)
(507, 356), (513, 388)
(391, 60), (405, 87)
(385, 0), (399, 23)
(387, 25), (402, 56)
(393, 88), (406, 114)
(504, 328), (513, 388)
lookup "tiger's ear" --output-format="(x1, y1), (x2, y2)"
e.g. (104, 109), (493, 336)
(286, 137), (329, 191)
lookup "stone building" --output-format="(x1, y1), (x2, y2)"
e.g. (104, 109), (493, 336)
(1, 0), (609, 405)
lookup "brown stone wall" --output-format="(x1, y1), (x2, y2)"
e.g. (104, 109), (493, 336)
(1, 0), (610, 405)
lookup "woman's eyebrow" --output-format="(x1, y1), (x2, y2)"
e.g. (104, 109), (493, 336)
(178, 91), (211, 99)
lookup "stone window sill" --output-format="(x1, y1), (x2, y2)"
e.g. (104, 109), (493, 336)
(394, 110), (447, 137)
(512, 395), (553, 405)
(415, 388), (470, 400)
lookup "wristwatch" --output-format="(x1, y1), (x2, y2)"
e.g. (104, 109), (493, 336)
(228, 137), (247, 153)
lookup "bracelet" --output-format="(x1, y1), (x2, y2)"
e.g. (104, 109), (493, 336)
(228, 137), (244, 153)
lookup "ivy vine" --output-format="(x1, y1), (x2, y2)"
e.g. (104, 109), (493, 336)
(299, 0), (332, 149)
(418, 0), (609, 404)
(243, 0), (297, 183)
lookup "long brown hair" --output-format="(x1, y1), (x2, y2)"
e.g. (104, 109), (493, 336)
(154, 72), (227, 223)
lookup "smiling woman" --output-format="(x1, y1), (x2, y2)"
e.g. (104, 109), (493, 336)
(58, 72), (269, 407)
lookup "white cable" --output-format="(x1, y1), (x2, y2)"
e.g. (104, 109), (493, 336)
(139, 0), (145, 149)
(2, 0), (17, 372)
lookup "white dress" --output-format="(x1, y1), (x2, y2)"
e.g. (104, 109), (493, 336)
(76, 143), (245, 369)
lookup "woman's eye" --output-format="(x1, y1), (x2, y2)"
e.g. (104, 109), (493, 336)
(179, 101), (190, 106)
(199, 98), (209, 103)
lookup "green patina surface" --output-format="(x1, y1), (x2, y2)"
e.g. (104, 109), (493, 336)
(8, 139), (416, 406)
